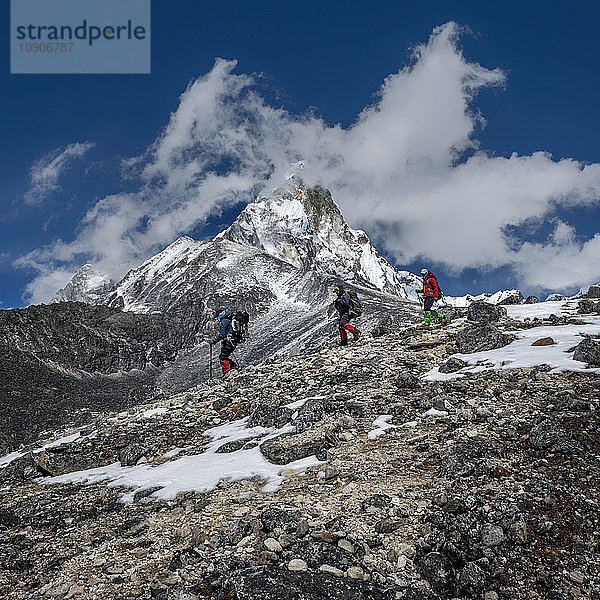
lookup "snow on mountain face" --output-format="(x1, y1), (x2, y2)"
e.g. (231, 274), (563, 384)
(443, 289), (525, 308)
(218, 185), (421, 299)
(52, 264), (114, 304)
(104, 236), (213, 313)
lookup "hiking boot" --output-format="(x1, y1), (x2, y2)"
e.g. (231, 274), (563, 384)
(340, 339), (348, 346)
(353, 328), (360, 341)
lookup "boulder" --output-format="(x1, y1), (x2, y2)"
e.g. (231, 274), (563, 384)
(260, 506), (300, 533)
(0, 454), (40, 483)
(529, 419), (583, 454)
(395, 372), (420, 389)
(481, 524), (505, 547)
(361, 494), (392, 512)
(457, 562), (486, 597)
(119, 442), (147, 467)
(439, 442), (484, 478)
(577, 300), (600, 314)
(438, 357), (468, 373)
(290, 540), (355, 571)
(259, 430), (331, 464)
(456, 324), (512, 354)
(573, 337), (600, 366)
(248, 398), (292, 428)
(531, 337), (554, 346)
(498, 291), (524, 305)
(417, 552), (454, 595)
(467, 301), (507, 323)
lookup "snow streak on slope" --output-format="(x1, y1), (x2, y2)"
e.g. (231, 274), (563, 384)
(41, 417), (321, 501)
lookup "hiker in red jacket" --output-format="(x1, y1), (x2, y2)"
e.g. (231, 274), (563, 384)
(416, 269), (446, 325)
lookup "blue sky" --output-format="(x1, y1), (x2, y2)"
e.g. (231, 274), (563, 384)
(2, 1), (600, 307)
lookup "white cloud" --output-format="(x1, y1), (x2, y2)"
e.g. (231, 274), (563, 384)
(17, 22), (600, 303)
(24, 142), (95, 205)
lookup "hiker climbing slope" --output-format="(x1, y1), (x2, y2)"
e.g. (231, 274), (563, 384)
(209, 309), (247, 376)
(332, 284), (361, 346)
(416, 268), (445, 325)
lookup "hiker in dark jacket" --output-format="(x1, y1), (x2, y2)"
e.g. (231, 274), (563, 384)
(416, 268), (445, 325)
(333, 284), (360, 346)
(210, 309), (238, 375)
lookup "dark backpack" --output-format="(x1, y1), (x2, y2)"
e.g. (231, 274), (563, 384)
(231, 311), (250, 343)
(348, 290), (363, 316)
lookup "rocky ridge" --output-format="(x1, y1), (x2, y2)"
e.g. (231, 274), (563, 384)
(0, 302), (199, 453)
(0, 300), (599, 600)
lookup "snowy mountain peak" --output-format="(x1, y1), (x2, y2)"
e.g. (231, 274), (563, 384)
(218, 184), (420, 297)
(52, 264), (114, 304)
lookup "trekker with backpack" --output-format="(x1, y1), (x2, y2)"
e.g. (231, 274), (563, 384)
(332, 284), (361, 346)
(416, 268), (445, 325)
(209, 309), (249, 376)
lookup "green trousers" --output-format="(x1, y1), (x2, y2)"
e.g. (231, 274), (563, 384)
(424, 309), (445, 324)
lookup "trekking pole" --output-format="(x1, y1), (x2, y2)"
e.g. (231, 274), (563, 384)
(209, 343), (213, 379)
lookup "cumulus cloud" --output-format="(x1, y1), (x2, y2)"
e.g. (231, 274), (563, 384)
(17, 22), (600, 303)
(24, 142), (95, 205)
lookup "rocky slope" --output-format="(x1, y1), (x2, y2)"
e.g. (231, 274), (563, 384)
(0, 303), (199, 453)
(1, 299), (598, 600)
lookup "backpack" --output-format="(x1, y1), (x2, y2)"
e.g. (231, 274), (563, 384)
(429, 273), (444, 299)
(348, 290), (363, 316)
(231, 311), (250, 343)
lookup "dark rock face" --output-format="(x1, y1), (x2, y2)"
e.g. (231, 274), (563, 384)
(573, 337), (600, 365)
(498, 291), (524, 305)
(584, 284), (600, 298)
(467, 301), (507, 323)
(0, 303), (197, 453)
(438, 357), (467, 373)
(0, 302), (196, 375)
(225, 566), (398, 600)
(455, 324), (512, 354)
(417, 552), (454, 594)
(524, 295), (540, 304)
(577, 299), (600, 314)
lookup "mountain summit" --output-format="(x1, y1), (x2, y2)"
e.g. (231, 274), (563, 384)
(52, 264), (114, 304)
(218, 185), (419, 298)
